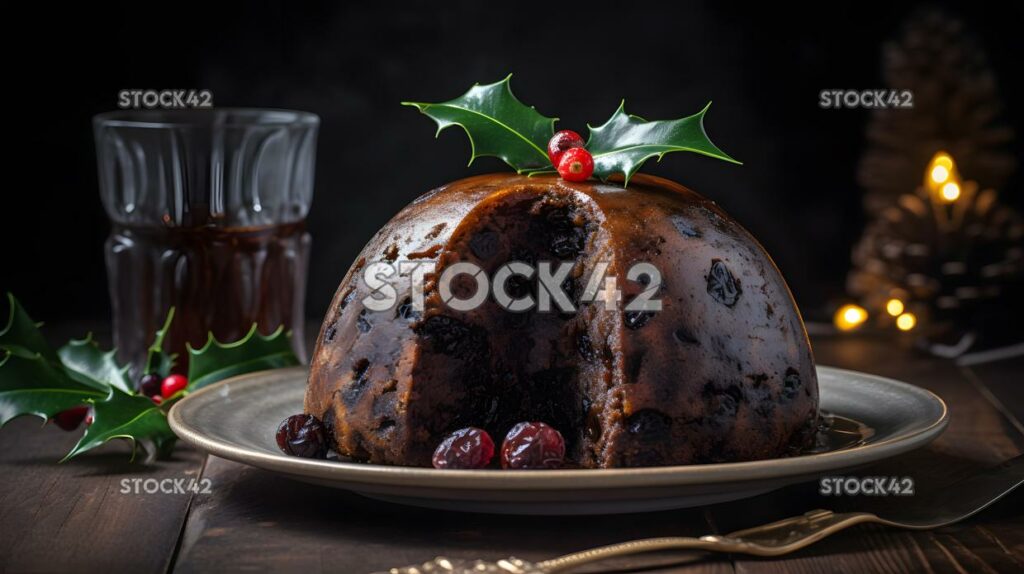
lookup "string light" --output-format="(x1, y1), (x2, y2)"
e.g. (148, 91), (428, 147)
(834, 304), (868, 331)
(930, 165), (950, 184)
(896, 313), (917, 331)
(886, 298), (905, 316)
(941, 182), (961, 202)
(925, 151), (961, 205)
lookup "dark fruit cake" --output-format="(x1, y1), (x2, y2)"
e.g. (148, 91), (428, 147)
(304, 173), (818, 468)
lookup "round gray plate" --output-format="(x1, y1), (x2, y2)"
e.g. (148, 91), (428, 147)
(169, 366), (947, 515)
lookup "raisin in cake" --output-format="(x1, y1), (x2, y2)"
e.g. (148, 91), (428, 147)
(305, 173), (818, 467)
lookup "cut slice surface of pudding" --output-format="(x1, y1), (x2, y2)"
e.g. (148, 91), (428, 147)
(305, 173), (818, 468)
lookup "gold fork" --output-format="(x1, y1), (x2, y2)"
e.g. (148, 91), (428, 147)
(381, 455), (1023, 574)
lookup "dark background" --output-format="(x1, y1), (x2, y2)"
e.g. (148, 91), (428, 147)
(4, 1), (1023, 324)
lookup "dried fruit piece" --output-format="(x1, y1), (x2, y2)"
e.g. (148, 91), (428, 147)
(707, 259), (741, 307)
(431, 427), (495, 469)
(624, 311), (655, 330)
(501, 421), (565, 469)
(276, 414), (328, 458)
(626, 409), (672, 439)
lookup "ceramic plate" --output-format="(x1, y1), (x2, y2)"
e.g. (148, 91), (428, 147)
(169, 366), (947, 515)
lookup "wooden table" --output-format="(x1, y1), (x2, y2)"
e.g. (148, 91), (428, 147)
(1, 331), (1022, 573)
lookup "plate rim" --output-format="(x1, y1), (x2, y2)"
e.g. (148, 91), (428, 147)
(168, 365), (948, 491)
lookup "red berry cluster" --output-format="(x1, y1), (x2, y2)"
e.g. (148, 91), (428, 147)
(139, 373), (188, 405)
(431, 421), (566, 470)
(52, 372), (189, 432)
(547, 130), (594, 182)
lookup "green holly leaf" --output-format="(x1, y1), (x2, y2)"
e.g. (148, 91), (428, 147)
(62, 388), (175, 462)
(144, 308), (176, 377)
(402, 75), (557, 172)
(0, 293), (58, 362)
(187, 325), (300, 390)
(58, 334), (134, 394)
(586, 101), (741, 186)
(0, 347), (105, 427)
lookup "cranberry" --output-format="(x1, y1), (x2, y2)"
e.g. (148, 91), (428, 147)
(547, 130), (585, 167)
(276, 414), (328, 458)
(432, 427), (495, 469)
(53, 406), (89, 431)
(152, 395), (164, 405)
(557, 148), (594, 182)
(161, 374), (188, 398)
(138, 373), (162, 397)
(501, 422), (566, 469)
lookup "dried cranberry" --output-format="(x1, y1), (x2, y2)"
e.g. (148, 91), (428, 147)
(53, 405), (89, 431)
(501, 422), (566, 469)
(138, 373), (162, 397)
(431, 427), (495, 469)
(276, 414), (328, 458)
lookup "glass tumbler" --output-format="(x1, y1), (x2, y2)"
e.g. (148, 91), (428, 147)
(94, 109), (319, 373)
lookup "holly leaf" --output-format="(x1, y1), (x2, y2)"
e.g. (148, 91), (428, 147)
(0, 293), (58, 362)
(0, 347), (106, 427)
(586, 101), (741, 186)
(58, 334), (134, 394)
(402, 74), (556, 172)
(62, 388), (175, 462)
(187, 325), (300, 390)
(144, 307), (176, 377)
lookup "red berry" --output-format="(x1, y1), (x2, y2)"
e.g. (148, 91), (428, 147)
(501, 422), (566, 469)
(557, 148), (594, 182)
(276, 414), (328, 458)
(138, 373), (162, 397)
(53, 405), (89, 431)
(547, 130), (585, 167)
(152, 395), (164, 405)
(432, 427), (495, 469)
(161, 374), (188, 398)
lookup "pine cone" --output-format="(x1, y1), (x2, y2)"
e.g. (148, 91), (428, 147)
(857, 8), (1016, 214)
(847, 184), (1024, 343)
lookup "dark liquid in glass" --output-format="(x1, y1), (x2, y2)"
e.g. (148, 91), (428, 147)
(106, 221), (310, 373)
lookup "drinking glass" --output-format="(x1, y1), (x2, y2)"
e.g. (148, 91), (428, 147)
(94, 109), (319, 373)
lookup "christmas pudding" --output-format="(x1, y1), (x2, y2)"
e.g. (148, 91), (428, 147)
(304, 172), (819, 467)
(286, 76), (820, 468)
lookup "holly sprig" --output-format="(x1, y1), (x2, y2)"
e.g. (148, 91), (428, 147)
(404, 75), (740, 186)
(0, 293), (300, 462)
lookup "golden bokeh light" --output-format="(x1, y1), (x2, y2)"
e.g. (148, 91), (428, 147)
(886, 298), (905, 316)
(941, 182), (961, 202)
(834, 304), (868, 331)
(930, 165), (950, 184)
(896, 313), (917, 331)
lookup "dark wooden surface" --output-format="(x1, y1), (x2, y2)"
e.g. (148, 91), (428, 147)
(1, 332), (1021, 574)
